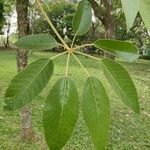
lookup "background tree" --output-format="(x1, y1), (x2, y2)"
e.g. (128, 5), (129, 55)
(1, 0), (15, 48)
(16, 0), (35, 141)
(0, 0), (4, 34)
(4, 0), (14, 48)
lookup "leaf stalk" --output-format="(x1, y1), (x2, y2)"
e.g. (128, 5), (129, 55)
(35, 0), (70, 50)
(72, 53), (90, 76)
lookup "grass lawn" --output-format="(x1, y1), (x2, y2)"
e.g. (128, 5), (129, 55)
(0, 50), (150, 150)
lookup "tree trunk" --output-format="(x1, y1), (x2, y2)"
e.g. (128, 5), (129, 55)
(16, 0), (35, 142)
(5, 22), (10, 48)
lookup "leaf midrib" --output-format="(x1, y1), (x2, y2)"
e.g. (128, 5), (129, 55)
(89, 77), (101, 129)
(56, 78), (68, 146)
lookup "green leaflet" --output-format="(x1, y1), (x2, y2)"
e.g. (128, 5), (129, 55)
(94, 39), (139, 62)
(121, 0), (150, 30)
(82, 76), (110, 150)
(72, 0), (92, 36)
(101, 58), (140, 113)
(5, 58), (54, 110)
(15, 34), (58, 51)
(43, 77), (79, 150)
(140, 0), (150, 30)
(121, 0), (140, 31)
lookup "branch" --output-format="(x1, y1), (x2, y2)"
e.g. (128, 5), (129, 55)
(35, 0), (69, 50)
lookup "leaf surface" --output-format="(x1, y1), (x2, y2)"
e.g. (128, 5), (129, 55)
(101, 58), (140, 113)
(82, 76), (110, 150)
(140, 0), (150, 30)
(121, 0), (140, 31)
(73, 0), (92, 36)
(94, 39), (139, 62)
(5, 58), (54, 110)
(15, 34), (58, 51)
(43, 77), (79, 150)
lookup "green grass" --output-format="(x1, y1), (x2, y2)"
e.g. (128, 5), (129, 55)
(0, 50), (150, 150)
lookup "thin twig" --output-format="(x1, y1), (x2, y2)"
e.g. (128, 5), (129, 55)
(35, 0), (69, 50)
(74, 44), (94, 51)
(71, 34), (76, 48)
(72, 53), (90, 76)
(51, 51), (67, 60)
(74, 44), (118, 58)
(74, 51), (101, 61)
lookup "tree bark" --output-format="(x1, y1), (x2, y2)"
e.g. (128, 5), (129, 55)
(102, 0), (115, 38)
(16, 0), (35, 142)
